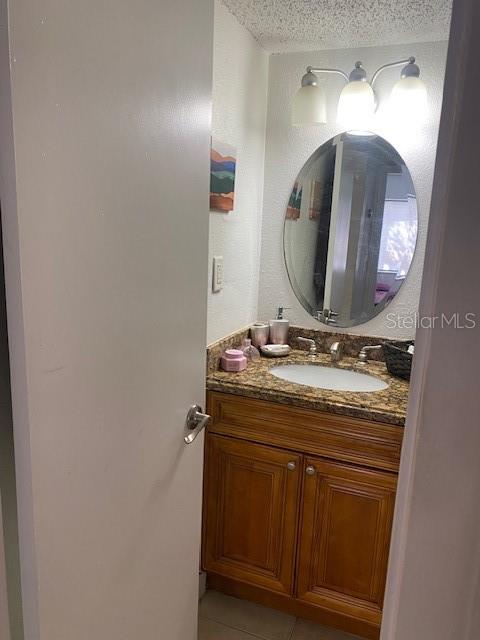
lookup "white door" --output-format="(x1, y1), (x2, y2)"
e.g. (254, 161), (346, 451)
(0, 1), (213, 639)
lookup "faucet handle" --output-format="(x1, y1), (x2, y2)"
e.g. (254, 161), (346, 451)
(298, 336), (317, 359)
(358, 344), (383, 362)
(319, 308), (339, 325)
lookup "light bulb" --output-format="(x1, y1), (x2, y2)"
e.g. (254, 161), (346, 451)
(336, 80), (375, 131)
(390, 76), (427, 121)
(292, 84), (327, 126)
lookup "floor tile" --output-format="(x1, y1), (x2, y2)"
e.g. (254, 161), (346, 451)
(291, 618), (362, 640)
(199, 590), (296, 640)
(198, 617), (258, 640)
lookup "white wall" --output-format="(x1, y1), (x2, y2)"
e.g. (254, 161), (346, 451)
(258, 41), (448, 338)
(207, 1), (269, 344)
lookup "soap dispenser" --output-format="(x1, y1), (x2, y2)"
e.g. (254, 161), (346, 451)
(269, 307), (290, 345)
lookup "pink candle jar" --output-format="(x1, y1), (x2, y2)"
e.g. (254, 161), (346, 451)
(220, 349), (247, 372)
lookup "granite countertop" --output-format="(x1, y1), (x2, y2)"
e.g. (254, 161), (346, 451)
(206, 350), (409, 427)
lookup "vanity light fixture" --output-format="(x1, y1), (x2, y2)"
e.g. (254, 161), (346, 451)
(337, 62), (375, 130)
(389, 58), (428, 120)
(291, 69), (328, 125)
(292, 57), (427, 128)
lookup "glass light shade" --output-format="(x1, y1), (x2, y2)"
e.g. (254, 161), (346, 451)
(292, 84), (327, 125)
(336, 80), (375, 130)
(390, 76), (428, 120)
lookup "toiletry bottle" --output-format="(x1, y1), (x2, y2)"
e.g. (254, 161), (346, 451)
(240, 338), (261, 362)
(250, 322), (270, 347)
(269, 307), (290, 345)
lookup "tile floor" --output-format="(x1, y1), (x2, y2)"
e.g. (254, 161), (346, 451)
(198, 590), (362, 640)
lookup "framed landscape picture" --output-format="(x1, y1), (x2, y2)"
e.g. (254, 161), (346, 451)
(210, 139), (236, 212)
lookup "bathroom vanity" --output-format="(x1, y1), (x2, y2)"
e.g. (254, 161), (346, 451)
(201, 127), (415, 638)
(202, 335), (408, 640)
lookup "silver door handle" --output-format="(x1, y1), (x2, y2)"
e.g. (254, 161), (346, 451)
(184, 404), (210, 444)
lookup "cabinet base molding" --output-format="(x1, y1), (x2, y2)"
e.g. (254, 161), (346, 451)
(206, 573), (380, 640)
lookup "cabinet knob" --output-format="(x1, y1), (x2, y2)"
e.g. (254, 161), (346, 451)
(305, 465), (315, 476)
(287, 461), (296, 471)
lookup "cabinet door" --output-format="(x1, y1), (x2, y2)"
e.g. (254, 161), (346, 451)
(297, 457), (397, 627)
(203, 434), (302, 595)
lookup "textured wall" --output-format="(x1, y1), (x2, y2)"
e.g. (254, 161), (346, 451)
(207, 1), (269, 343)
(258, 41), (448, 338)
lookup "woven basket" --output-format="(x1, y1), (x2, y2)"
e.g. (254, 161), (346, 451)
(383, 341), (414, 381)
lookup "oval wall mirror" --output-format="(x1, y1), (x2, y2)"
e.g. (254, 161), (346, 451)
(284, 132), (418, 327)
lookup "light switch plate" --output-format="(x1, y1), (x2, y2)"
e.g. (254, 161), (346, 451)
(212, 256), (223, 292)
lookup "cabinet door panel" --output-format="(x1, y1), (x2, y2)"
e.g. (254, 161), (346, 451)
(203, 435), (302, 594)
(297, 457), (396, 626)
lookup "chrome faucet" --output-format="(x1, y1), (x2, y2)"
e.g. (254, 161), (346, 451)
(317, 308), (339, 325)
(330, 341), (343, 362)
(358, 345), (383, 362)
(298, 337), (317, 361)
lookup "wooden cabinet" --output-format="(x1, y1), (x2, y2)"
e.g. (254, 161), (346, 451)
(203, 435), (302, 595)
(202, 392), (403, 640)
(296, 457), (396, 630)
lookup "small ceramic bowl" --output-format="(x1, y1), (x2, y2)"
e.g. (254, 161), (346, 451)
(260, 344), (291, 358)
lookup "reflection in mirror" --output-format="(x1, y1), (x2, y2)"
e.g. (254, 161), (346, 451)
(284, 132), (417, 327)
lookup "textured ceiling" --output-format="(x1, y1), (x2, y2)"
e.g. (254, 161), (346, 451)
(221, 0), (452, 52)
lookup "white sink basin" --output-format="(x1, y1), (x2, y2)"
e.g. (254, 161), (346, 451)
(269, 364), (388, 392)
